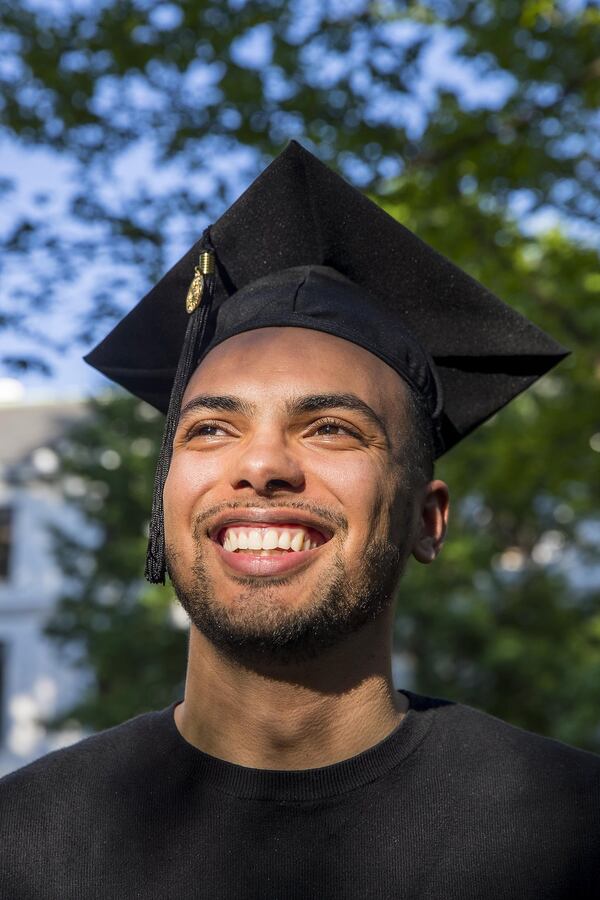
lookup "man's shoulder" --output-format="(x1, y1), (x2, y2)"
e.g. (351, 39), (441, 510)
(410, 691), (600, 798)
(0, 706), (178, 897)
(0, 705), (172, 801)
(403, 694), (600, 893)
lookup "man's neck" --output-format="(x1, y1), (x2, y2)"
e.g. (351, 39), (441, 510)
(173, 622), (407, 771)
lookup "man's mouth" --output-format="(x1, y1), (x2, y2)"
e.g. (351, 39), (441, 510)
(216, 524), (327, 555)
(207, 514), (333, 577)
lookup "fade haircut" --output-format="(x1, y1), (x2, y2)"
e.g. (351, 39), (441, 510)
(402, 387), (436, 487)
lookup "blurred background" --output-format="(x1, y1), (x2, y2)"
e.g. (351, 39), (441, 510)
(0, 0), (598, 774)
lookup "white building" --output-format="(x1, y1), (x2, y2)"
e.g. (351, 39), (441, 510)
(0, 399), (91, 776)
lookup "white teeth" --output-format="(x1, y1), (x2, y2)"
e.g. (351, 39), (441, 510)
(248, 529), (262, 550)
(277, 530), (292, 550)
(220, 525), (325, 552)
(291, 531), (304, 552)
(263, 528), (279, 550)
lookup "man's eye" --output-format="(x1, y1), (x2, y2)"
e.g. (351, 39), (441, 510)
(311, 420), (360, 438)
(315, 423), (346, 436)
(187, 423), (228, 438)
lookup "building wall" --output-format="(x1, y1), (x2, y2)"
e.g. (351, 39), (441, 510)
(0, 403), (91, 776)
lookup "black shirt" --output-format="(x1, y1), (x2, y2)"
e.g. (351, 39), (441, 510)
(1, 691), (599, 899)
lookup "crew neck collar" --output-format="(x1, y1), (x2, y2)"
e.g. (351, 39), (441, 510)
(159, 690), (437, 802)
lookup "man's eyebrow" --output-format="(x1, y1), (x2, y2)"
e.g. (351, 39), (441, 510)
(178, 392), (390, 441)
(178, 395), (256, 422)
(287, 393), (389, 438)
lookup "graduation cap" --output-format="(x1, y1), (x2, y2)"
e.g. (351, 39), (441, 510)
(85, 141), (568, 584)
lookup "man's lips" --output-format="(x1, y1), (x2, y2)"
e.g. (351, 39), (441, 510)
(206, 510), (333, 577)
(212, 539), (325, 577)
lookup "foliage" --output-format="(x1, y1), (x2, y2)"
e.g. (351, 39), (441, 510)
(2, 0), (597, 747)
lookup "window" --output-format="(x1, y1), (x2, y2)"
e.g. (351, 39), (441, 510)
(0, 507), (12, 580)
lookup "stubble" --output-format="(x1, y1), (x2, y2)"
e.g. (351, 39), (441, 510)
(167, 504), (404, 667)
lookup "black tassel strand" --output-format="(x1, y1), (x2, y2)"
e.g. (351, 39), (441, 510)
(145, 231), (216, 584)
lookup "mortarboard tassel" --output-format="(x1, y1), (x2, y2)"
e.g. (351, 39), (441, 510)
(145, 229), (216, 584)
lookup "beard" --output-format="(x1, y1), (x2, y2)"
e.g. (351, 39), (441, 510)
(166, 504), (406, 667)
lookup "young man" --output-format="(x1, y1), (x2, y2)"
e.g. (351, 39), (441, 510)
(1, 143), (598, 899)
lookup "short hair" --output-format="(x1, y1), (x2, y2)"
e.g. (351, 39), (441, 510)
(402, 387), (436, 486)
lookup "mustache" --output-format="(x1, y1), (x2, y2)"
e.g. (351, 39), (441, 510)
(192, 499), (349, 540)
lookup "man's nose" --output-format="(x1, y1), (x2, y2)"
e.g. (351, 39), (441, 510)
(230, 430), (305, 495)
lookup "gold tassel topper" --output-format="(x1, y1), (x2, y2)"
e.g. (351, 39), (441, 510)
(185, 250), (215, 313)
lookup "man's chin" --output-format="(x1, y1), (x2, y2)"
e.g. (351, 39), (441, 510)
(168, 555), (357, 666)
(185, 569), (327, 626)
(166, 538), (402, 667)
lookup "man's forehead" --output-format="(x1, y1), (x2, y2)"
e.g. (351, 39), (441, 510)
(183, 326), (409, 409)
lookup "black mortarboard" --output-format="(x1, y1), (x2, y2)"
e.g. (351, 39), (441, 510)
(85, 141), (568, 583)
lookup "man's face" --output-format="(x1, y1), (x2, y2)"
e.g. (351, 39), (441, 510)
(164, 327), (436, 665)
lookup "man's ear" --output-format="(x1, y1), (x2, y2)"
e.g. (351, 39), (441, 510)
(412, 480), (449, 564)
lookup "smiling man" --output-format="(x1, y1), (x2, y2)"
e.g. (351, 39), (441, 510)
(1, 143), (599, 899)
(164, 325), (447, 772)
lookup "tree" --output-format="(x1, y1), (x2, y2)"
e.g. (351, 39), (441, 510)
(1, 0), (596, 747)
